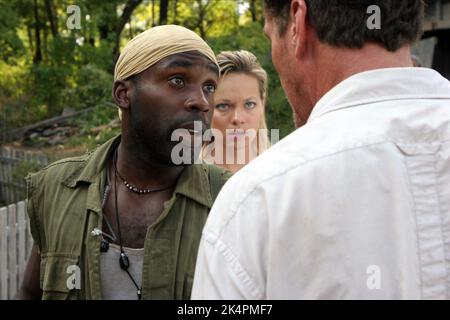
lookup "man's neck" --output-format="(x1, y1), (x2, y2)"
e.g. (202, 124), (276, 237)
(115, 140), (183, 189)
(295, 43), (413, 127)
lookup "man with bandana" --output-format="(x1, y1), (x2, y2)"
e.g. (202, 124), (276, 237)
(15, 25), (231, 300)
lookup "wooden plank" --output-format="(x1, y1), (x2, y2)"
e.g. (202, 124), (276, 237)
(7, 203), (17, 299)
(7, 148), (13, 204)
(0, 149), (6, 205)
(17, 201), (26, 281)
(12, 149), (17, 203)
(0, 149), (4, 205)
(2, 149), (11, 205)
(17, 151), (24, 202)
(0, 206), (8, 300)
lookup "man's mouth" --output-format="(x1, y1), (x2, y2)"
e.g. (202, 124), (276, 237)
(177, 120), (205, 135)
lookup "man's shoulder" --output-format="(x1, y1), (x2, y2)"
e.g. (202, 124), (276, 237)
(204, 163), (232, 181)
(27, 153), (88, 185)
(27, 136), (118, 187)
(223, 122), (382, 196)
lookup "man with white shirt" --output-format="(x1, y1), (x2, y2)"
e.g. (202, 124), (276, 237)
(192, 0), (450, 299)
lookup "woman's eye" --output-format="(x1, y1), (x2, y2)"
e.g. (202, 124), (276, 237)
(245, 101), (257, 109)
(204, 84), (216, 93)
(215, 104), (229, 111)
(169, 77), (184, 87)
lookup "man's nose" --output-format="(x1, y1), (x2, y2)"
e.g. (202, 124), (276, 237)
(185, 88), (210, 113)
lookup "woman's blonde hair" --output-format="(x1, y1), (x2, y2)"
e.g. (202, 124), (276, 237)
(214, 50), (271, 154)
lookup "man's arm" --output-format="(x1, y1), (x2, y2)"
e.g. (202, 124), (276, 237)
(14, 245), (42, 300)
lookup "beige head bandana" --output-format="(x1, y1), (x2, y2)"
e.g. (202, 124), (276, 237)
(114, 25), (218, 119)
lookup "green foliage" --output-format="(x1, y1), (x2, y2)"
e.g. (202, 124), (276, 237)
(0, 0), (25, 64)
(0, 0), (295, 150)
(31, 63), (72, 116)
(11, 158), (44, 182)
(62, 64), (113, 111)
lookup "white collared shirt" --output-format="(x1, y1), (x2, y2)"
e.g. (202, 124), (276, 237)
(192, 68), (450, 299)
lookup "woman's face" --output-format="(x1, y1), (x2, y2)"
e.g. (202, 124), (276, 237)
(212, 72), (264, 148)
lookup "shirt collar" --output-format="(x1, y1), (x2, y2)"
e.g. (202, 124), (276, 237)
(62, 135), (119, 188)
(173, 163), (213, 208)
(308, 67), (450, 123)
(62, 135), (213, 208)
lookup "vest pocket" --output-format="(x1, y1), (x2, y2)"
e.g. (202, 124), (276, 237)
(40, 252), (80, 300)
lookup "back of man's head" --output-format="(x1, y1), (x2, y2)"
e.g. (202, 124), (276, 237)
(264, 0), (424, 52)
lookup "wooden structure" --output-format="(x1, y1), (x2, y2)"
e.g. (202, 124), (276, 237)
(0, 201), (34, 300)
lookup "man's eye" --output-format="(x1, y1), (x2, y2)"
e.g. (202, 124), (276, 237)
(215, 104), (229, 111)
(204, 84), (216, 93)
(245, 101), (257, 109)
(169, 77), (184, 87)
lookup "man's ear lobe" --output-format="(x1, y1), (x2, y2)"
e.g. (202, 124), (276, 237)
(112, 80), (131, 110)
(291, 0), (308, 59)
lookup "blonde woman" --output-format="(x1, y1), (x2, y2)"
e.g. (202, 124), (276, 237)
(202, 50), (271, 173)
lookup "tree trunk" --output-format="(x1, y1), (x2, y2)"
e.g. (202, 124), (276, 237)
(159, 0), (169, 25)
(250, 0), (257, 22)
(173, 0), (179, 24)
(151, 0), (156, 26)
(98, 25), (110, 40)
(43, 21), (48, 61)
(27, 24), (34, 55)
(196, 0), (210, 39)
(113, 0), (143, 63)
(33, 0), (42, 64)
(44, 0), (58, 37)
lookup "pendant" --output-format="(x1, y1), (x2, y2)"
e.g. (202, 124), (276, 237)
(100, 239), (110, 252)
(119, 252), (130, 270)
(137, 289), (142, 300)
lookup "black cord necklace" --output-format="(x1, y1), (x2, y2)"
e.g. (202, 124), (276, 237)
(113, 149), (142, 300)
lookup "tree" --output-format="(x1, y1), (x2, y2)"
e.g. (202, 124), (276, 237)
(113, 0), (144, 60)
(172, 0), (179, 24)
(250, 0), (257, 22)
(44, 0), (58, 37)
(33, 0), (42, 64)
(159, 0), (169, 25)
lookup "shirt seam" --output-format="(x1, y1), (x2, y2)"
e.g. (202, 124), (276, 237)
(402, 154), (425, 298)
(203, 230), (263, 299)
(432, 151), (449, 299)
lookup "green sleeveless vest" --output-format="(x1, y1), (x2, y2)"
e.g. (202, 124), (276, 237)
(26, 135), (231, 300)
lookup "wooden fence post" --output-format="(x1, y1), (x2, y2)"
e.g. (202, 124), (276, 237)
(0, 206), (8, 300)
(0, 201), (34, 300)
(7, 203), (17, 299)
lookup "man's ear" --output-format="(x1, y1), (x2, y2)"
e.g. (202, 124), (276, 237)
(112, 80), (131, 111)
(290, 0), (308, 60)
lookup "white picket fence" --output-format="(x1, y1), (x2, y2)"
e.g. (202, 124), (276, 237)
(0, 200), (34, 300)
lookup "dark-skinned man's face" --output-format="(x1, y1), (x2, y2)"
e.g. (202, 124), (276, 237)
(125, 51), (218, 165)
